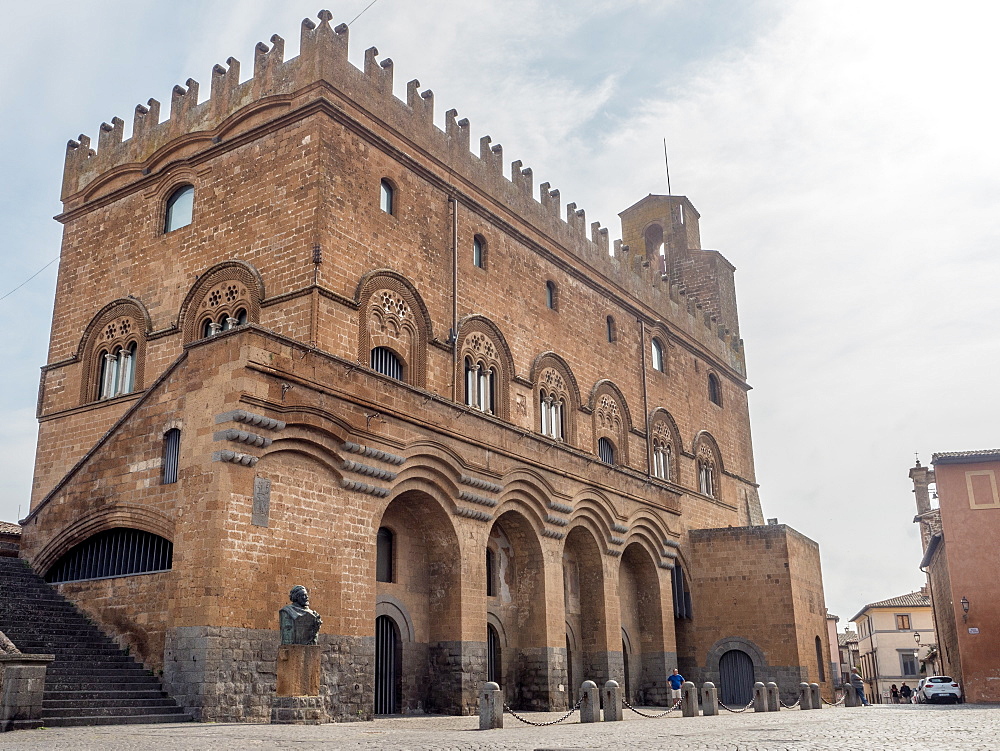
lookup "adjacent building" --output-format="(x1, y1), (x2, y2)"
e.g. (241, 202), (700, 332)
(911, 452), (1000, 703)
(836, 629), (859, 686)
(851, 590), (932, 703)
(13, 11), (833, 722)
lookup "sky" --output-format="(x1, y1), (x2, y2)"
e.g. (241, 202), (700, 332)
(2, 0), (998, 627)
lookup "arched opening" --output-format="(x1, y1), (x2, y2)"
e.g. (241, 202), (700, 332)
(651, 338), (665, 373)
(486, 510), (549, 709)
(606, 316), (617, 343)
(622, 634), (631, 699)
(597, 437), (615, 465)
(565, 633), (574, 703)
(620, 542), (667, 705)
(376, 490), (462, 713)
(564, 526), (608, 685)
(718, 649), (755, 706)
(473, 235), (486, 269)
(708, 373), (723, 406)
(162, 428), (181, 485)
(815, 635), (826, 683)
(644, 223), (664, 258)
(376, 527), (394, 583)
(545, 280), (557, 310)
(374, 614), (402, 714)
(379, 179), (395, 215)
(45, 528), (172, 583)
(371, 346), (404, 380)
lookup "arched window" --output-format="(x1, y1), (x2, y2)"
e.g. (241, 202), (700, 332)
(545, 281), (557, 310)
(597, 437), (615, 465)
(379, 179), (394, 215)
(376, 527), (394, 583)
(201, 306), (248, 338)
(164, 184), (194, 233)
(539, 389), (565, 440)
(473, 235), (486, 269)
(606, 316), (617, 343)
(45, 528), (172, 584)
(652, 441), (672, 481)
(162, 428), (181, 484)
(464, 357), (496, 414)
(371, 346), (403, 380)
(486, 548), (496, 597)
(671, 564), (692, 620)
(708, 373), (723, 406)
(698, 459), (716, 497)
(487, 623), (502, 685)
(651, 338), (665, 373)
(98, 341), (138, 400)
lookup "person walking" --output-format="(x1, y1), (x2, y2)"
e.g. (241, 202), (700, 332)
(900, 682), (913, 704)
(890, 684), (900, 704)
(667, 668), (685, 703)
(849, 667), (870, 706)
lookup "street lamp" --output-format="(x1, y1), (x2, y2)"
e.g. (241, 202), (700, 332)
(914, 631), (921, 646)
(961, 597), (970, 622)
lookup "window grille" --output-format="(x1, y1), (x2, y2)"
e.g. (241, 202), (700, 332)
(651, 338), (664, 372)
(376, 527), (394, 583)
(371, 347), (403, 380)
(597, 437), (615, 465)
(162, 428), (181, 484)
(380, 179), (394, 215)
(164, 185), (194, 232)
(45, 528), (172, 584)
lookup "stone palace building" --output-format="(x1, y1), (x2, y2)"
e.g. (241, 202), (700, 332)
(16, 10), (832, 722)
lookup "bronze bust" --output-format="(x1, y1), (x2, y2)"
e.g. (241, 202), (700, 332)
(279, 585), (322, 645)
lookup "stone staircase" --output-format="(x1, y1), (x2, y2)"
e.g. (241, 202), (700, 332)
(0, 556), (191, 726)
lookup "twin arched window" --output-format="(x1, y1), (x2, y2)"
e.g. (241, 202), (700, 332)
(652, 441), (672, 481)
(540, 390), (565, 440)
(698, 458), (716, 497)
(465, 357), (496, 413)
(98, 342), (137, 399)
(164, 185), (194, 233)
(202, 307), (248, 338)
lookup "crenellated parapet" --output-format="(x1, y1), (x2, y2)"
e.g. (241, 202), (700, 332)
(61, 9), (744, 374)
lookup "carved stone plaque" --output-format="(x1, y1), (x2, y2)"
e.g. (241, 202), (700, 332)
(252, 476), (271, 527)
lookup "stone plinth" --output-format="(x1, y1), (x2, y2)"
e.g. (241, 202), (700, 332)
(276, 644), (321, 697)
(0, 654), (54, 732)
(270, 696), (327, 725)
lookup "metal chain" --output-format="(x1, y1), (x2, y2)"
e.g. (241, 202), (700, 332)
(779, 698), (801, 709)
(822, 694), (847, 706)
(717, 697), (756, 713)
(622, 697), (683, 718)
(502, 697), (582, 726)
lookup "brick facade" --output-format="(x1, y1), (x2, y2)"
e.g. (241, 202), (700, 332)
(19, 11), (829, 721)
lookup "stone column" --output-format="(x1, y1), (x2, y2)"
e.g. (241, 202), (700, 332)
(681, 681), (698, 717)
(0, 654), (54, 732)
(798, 682), (812, 709)
(479, 682), (503, 729)
(766, 681), (779, 712)
(701, 682), (718, 716)
(579, 680), (599, 723)
(602, 680), (622, 721)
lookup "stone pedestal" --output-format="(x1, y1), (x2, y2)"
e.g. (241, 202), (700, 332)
(798, 682), (813, 709)
(579, 680), (599, 723)
(602, 680), (622, 721)
(0, 654), (54, 732)
(478, 681), (503, 730)
(701, 682), (718, 716)
(765, 681), (779, 712)
(276, 644), (321, 697)
(681, 681), (699, 717)
(809, 683), (821, 710)
(271, 644), (327, 724)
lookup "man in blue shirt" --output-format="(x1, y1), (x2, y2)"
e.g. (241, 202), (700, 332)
(668, 668), (684, 701)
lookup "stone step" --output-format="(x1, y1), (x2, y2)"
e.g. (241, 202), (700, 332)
(45, 689), (169, 701)
(41, 712), (194, 727)
(47, 678), (165, 692)
(47, 667), (153, 678)
(44, 697), (184, 711)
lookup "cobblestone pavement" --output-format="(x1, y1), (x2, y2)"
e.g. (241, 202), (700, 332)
(3, 703), (999, 750)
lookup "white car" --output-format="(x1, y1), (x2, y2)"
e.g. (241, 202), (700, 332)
(917, 676), (962, 704)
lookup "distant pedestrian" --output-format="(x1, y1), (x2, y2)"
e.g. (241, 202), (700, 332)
(900, 683), (913, 703)
(890, 684), (900, 704)
(850, 667), (870, 706)
(667, 668), (685, 702)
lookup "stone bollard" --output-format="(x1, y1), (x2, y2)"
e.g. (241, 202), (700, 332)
(479, 682), (503, 730)
(753, 682), (768, 712)
(701, 682), (718, 716)
(844, 684), (859, 707)
(680, 681), (698, 717)
(602, 680), (623, 721)
(766, 681), (779, 712)
(580, 680), (600, 723)
(810, 683), (821, 710)
(798, 682), (813, 710)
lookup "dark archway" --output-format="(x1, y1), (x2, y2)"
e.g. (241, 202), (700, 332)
(619, 542), (667, 704)
(375, 615), (402, 715)
(564, 525), (608, 685)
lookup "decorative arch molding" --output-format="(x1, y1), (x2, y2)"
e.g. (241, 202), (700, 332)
(32, 505), (175, 575)
(455, 314), (514, 420)
(491, 495), (548, 536)
(356, 270), (432, 388)
(565, 621), (580, 653)
(565, 511), (613, 555)
(78, 298), (151, 403)
(256, 441), (346, 482)
(487, 612), (509, 648)
(179, 260), (265, 343)
(529, 351), (581, 445)
(587, 380), (633, 466)
(703, 636), (769, 672)
(375, 594), (415, 642)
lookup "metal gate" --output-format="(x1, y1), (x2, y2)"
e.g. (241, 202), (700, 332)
(487, 624), (501, 684)
(375, 615), (401, 715)
(622, 637), (631, 699)
(719, 649), (755, 706)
